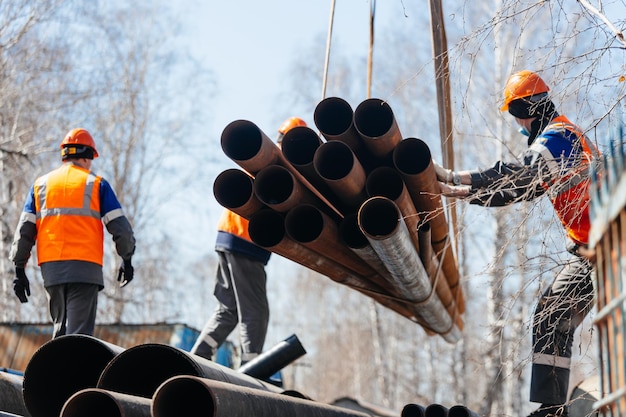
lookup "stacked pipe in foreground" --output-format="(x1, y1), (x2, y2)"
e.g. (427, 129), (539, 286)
(216, 97), (464, 342)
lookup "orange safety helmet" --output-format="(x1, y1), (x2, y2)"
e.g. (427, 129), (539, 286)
(60, 128), (99, 158)
(277, 117), (307, 144)
(501, 70), (550, 111)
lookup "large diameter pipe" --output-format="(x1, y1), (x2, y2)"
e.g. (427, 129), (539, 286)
(424, 403), (448, 417)
(0, 372), (28, 416)
(254, 165), (324, 213)
(353, 98), (403, 161)
(448, 405), (482, 417)
(152, 376), (373, 417)
(358, 197), (460, 342)
(213, 169), (263, 219)
(401, 403), (426, 417)
(97, 343), (282, 399)
(313, 140), (368, 209)
(393, 137), (465, 314)
(248, 209), (417, 321)
(60, 389), (151, 417)
(221, 119), (342, 218)
(238, 334), (306, 381)
(22, 335), (125, 417)
(314, 97), (377, 172)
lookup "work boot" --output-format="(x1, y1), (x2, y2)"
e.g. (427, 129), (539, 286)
(527, 404), (568, 417)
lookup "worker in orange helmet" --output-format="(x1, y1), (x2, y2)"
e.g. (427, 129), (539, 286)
(191, 117), (307, 367)
(435, 70), (600, 417)
(10, 128), (136, 338)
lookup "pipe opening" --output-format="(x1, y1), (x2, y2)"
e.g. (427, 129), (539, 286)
(285, 205), (323, 243)
(366, 167), (404, 200)
(339, 213), (368, 249)
(214, 169), (253, 209)
(359, 198), (400, 237)
(98, 345), (201, 399)
(314, 141), (354, 180)
(401, 403), (426, 417)
(220, 120), (263, 161)
(254, 166), (295, 205)
(393, 137), (432, 175)
(354, 99), (394, 138)
(314, 97), (354, 136)
(282, 127), (320, 166)
(249, 210), (285, 248)
(61, 391), (121, 417)
(153, 378), (214, 417)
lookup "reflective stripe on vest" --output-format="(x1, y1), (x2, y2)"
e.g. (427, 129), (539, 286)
(34, 164), (104, 265)
(539, 117), (600, 245)
(216, 209), (251, 242)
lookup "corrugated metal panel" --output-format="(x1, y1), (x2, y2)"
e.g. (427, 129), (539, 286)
(0, 323), (199, 373)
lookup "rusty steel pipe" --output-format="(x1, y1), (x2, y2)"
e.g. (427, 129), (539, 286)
(60, 388), (151, 417)
(254, 165), (324, 213)
(0, 372), (28, 416)
(238, 334), (306, 381)
(248, 210), (417, 320)
(314, 97), (377, 172)
(401, 403), (426, 417)
(221, 119), (342, 218)
(22, 335), (125, 417)
(393, 137), (465, 314)
(313, 140), (368, 209)
(424, 403), (448, 417)
(152, 376), (373, 417)
(285, 204), (377, 279)
(213, 169), (263, 219)
(97, 344), (282, 400)
(353, 98), (403, 161)
(358, 197), (460, 342)
(366, 166), (421, 250)
(448, 405), (482, 417)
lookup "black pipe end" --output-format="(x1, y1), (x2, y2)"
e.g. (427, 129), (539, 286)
(314, 97), (354, 136)
(221, 120), (263, 161)
(249, 210), (285, 248)
(393, 137), (432, 175)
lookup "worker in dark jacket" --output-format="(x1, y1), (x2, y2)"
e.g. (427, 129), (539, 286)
(191, 117), (307, 365)
(9, 128), (136, 338)
(436, 70), (599, 417)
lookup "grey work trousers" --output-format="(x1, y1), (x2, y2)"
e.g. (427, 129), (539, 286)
(46, 283), (100, 339)
(192, 250), (269, 363)
(530, 254), (595, 405)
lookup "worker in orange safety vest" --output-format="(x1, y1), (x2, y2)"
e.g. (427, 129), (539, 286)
(435, 70), (600, 417)
(10, 128), (136, 338)
(191, 117), (307, 365)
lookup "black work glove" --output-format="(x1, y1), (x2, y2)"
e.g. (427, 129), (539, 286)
(13, 267), (31, 303)
(117, 258), (134, 288)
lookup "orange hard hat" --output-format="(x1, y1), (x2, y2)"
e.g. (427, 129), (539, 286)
(278, 117), (307, 135)
(60, 128), (99, 158)
(501, 70), (550, 111)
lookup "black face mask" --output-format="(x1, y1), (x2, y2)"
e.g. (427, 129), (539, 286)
(508, 99), (533, 119)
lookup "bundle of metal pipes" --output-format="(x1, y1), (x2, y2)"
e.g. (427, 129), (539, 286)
(216, 97), (465, 343)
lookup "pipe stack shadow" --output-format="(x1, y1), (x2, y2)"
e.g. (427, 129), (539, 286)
(217, 97), (464, 343)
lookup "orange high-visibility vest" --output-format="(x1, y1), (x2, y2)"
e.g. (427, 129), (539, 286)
(216, 209), (251, 242)
(541, 116), (600, 245)
(34, 163), (104, 265)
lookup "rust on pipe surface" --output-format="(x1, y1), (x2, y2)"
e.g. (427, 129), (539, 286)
(97, 344), (282, 399)
(401, 403), (426, 417)
(285, 204), (376, 279)
(213, 169), (263, 219)
(221, 119), (342, 218)
(248, 209), (417, 320)
(60, 388), (151, 417)
(0, 372), (28, 416)
(314, 97), (377, 172)
(254, 165), (325, 214)
(23, 335), (125, 417)
(358, 197), (460, 342)
(152, 376), (373, 417)
(393, 137), (465, 314)
(313, 140), (368, 209)
(353, 98), (403, 161)
(418, 223), (464, 331)
(366, 166), (421, 251)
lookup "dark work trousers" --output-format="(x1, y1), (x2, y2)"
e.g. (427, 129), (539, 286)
(192, 250), (269, 363)
(530, 254), (595, 405)
(46, 283), (99, 339)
